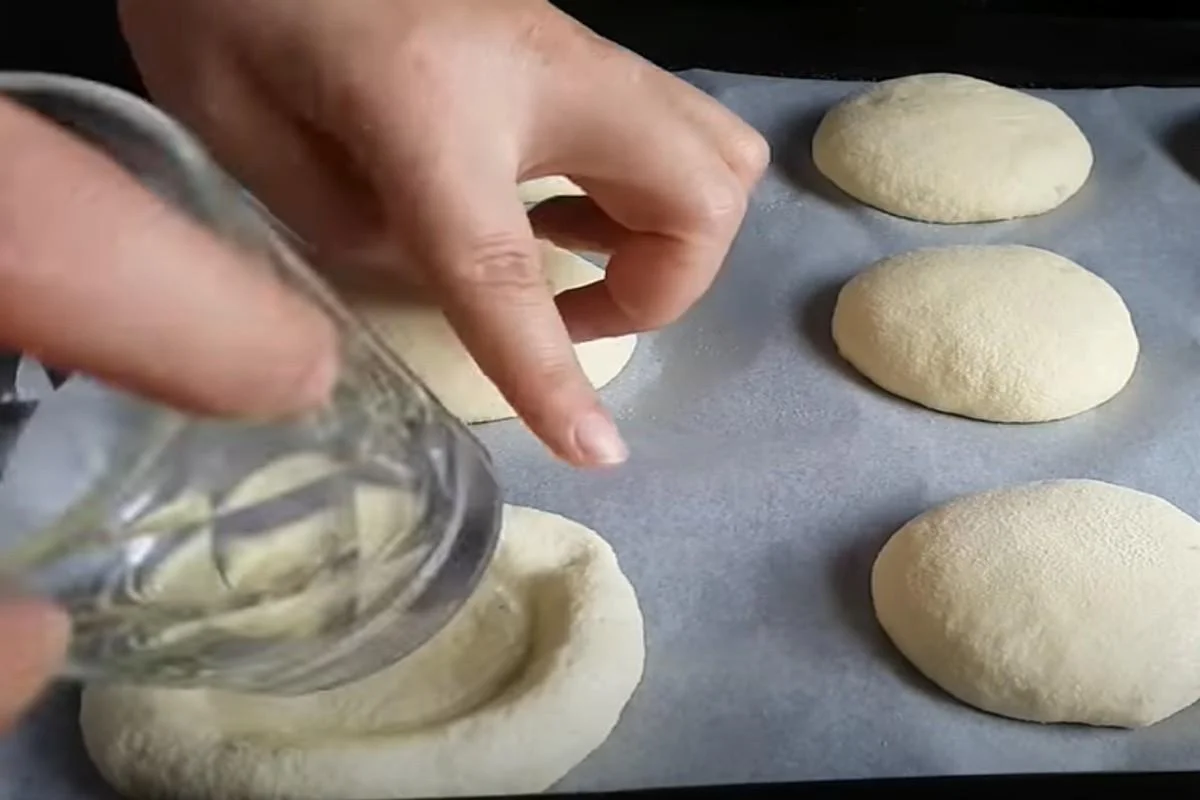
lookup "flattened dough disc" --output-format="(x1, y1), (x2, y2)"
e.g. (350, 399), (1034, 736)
(351, 242), (636, 423)
(81, 505), (646, 799)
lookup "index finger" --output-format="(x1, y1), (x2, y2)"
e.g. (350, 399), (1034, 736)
(344, 109), (628, 468)
(0, 99), (338, 418)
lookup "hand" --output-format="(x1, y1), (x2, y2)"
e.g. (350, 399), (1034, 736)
(118, 0), (769, 467)
(0, 99), (338, 728)
(0, 599), (67, 731)
(0, 99), (337, 418)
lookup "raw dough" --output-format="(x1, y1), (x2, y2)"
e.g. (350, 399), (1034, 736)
(518, 176), (585, 206)
(871, 479), (1200, 728)
(81, 505), (646, 800)
(351, 242), (636, 423)
(831, 245), (1138, 422)
(136, 453), (427, 634)
(812, 73), (1093, 223)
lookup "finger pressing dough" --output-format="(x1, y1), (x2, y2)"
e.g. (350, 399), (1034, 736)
(351, 242), (636, 423)
(812, 73), (1093, 223)
(831, 245), (1138, 422)
(518, 176), (585, 206)
(81, 505), (646, 800)
(872, 480), (1200, 728)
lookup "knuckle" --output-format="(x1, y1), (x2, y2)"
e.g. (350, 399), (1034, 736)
(448, 234), (545, 296)
(531, 356), (590, 397)
(688, 172), (749, 229)
(387, 30), (446, 81)
(505, 358), (593, 435)
(728, 127), (771, 184)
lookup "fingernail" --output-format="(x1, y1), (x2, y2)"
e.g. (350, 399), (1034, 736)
(572, 411), (628, 466)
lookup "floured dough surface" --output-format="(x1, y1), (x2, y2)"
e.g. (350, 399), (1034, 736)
(812, 73), (1093, 223)
(518, 176), (585, 206)
(81, 505), (646, 800)
(352, 242), (636, 423)
(134, 452), (426, 645)
(872, 480), (1200, 728)
(831, 245), (1138, 422)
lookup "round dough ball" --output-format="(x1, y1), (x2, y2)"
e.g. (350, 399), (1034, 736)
(81, 505), (646, 800)
(351, 242), (636, 423)
(872, 480), (1200, 728)
(831, 245), (1138, 422)
(812, 73), (1093, 223)
(518, 176), (585, 205)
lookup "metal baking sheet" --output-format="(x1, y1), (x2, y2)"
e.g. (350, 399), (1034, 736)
(6, 70), (1200, 797)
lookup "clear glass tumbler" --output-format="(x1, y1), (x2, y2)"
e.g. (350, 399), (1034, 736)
(0, 74), (503, 695)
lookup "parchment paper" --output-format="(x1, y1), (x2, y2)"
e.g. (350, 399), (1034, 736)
(5, 70), (1200, 798)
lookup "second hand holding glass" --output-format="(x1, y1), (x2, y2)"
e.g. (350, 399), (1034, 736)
(0, 73), (504, 696)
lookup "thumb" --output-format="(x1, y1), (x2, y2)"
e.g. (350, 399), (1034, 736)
(0, 599), (69, 730)
(0, 98), (338, 419)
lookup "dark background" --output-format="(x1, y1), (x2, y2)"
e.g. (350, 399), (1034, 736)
(555, 1), (1200, 87)
(1, 1), (1199, 798)
(0, 2), (1198, 91)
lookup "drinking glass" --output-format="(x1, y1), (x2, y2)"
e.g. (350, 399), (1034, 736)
(0, 73), (503, 695)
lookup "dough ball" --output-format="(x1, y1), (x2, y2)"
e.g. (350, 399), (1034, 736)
(871, 480), (1200, 728)
(812, 73), (1093, 223)
(831, 245), (1138, 422)
(518, 175), (585, 205)
(81, 505), (646, 800)
(351, 242), (636, 423)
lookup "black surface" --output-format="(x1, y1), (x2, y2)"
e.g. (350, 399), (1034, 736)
(554, 0), (1200, 87)
(2, 2), (1199, 90)
(0, 4), (139, 92)
(487, 771), (1200, 798)
(1, 2), (1199, 799)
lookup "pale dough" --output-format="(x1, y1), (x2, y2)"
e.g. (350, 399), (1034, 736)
(350, 241), (636, 423)
(812, 73), (1093, 223)
(518, 176), (585, 206)
(135, 453), (426, 636)
(831, 245), (1138, 422)
(81, 504), (646, 800)
(872, 480), (1200, 728)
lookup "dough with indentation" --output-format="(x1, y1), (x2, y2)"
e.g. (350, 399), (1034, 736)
(80, 504), (646, 799)
(872, 479), (1200, 728)
(831, 244), (1138, 422)
(812, 73), (1093, 223)
(351, 242), (635, 423)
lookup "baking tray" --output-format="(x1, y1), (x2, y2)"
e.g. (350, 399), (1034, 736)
(4, 2), (1200, 797)
(7, 69), (1200, 799)
(478, 71), (1200, 792)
